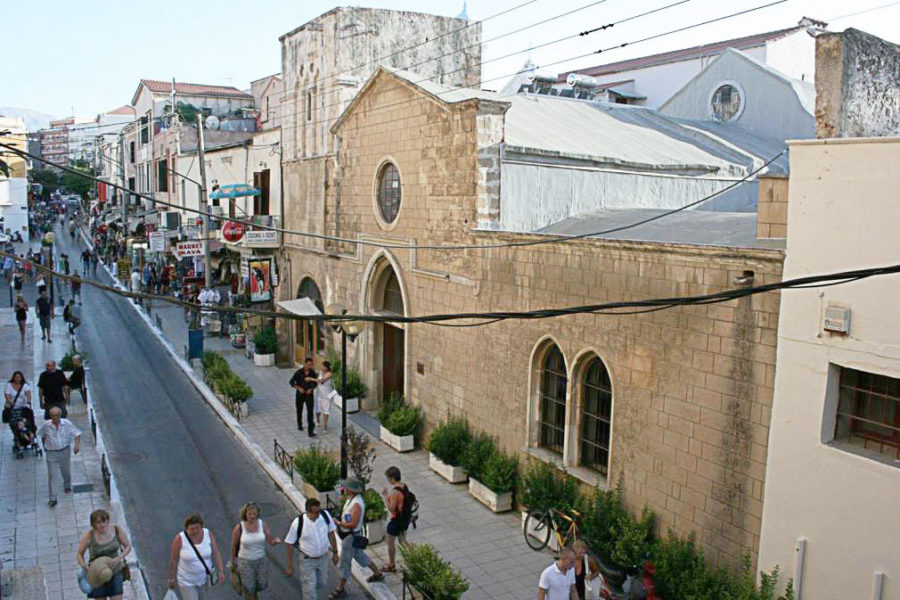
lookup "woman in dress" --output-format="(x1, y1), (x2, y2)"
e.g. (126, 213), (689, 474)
(167, 513), (225, 600)
(14, 294), (27, 342)
(75, 509), (132, 600)
(572, 540), (611, 600)
(316, 361), (335, 434)
(230, 502), (281, 599)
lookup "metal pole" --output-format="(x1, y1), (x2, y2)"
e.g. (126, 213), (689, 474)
(119, 132), (126, 239)
(196, 115), (211, 288)
(341, 329), (348, 480)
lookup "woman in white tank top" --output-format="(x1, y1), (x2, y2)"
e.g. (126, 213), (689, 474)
(230, 502), (281, 599)
(167, 513), (225, 600)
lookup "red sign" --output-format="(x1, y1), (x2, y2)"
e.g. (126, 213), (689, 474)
(223, 220), (246, 243)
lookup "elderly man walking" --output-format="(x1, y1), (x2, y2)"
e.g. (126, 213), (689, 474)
(37, 406), (82, 506)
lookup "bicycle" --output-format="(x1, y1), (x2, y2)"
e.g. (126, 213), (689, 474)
(523, 506), (580, 551)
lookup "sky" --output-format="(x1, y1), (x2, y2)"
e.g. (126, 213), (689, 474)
(4, 0), (900, 119)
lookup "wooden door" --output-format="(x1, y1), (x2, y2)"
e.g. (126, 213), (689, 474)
(253, 170), (270, 215)
(382, 324), (405, 400)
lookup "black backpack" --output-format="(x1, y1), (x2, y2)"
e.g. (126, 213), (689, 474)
(396, 485), (418, 529)
(292, 510), (332, 548)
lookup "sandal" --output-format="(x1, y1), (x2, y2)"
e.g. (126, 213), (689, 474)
(381, 564), (397, 573)
(367, 571), (385, 582)
(329, 588), (347, 599)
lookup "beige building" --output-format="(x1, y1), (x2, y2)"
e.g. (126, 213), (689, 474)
(281, 63), (792, 567)
(758, 29), (900, 599)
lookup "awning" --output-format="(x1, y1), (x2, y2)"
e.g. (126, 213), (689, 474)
(277, 297), (322, 317)
(210, 184), (260, 199)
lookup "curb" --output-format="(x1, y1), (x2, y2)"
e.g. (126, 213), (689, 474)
(84, 230), (396, 600)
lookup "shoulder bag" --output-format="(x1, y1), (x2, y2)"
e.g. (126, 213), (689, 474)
(183, 529), (218, 586)
(3, 387), (23, 423)
(115, 526), (131, 581)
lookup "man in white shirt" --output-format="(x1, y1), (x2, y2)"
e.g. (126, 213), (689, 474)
(284, 497), (338, 599)
(36, 406), (82, 507)
(538, 547), (577, 600)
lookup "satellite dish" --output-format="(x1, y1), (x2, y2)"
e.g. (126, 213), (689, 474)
(205, 115), (220, 130)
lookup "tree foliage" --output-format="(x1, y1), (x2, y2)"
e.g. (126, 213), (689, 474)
(60, 158), (94, 199)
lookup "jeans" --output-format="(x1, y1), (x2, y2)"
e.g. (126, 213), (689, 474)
(296, 393), (315, 432)
(299, 554), (328, 598)
(46, 446), (71, 501)
(339, 533), (370, 581)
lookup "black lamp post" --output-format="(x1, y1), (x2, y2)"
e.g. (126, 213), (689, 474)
(325, 303), (365, 480)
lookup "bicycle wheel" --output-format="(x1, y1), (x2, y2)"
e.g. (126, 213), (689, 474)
(524, 510), (552, 551)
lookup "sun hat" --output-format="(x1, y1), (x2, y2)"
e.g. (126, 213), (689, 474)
(87, 556), (114, 588)
(341, 477), (365, 493)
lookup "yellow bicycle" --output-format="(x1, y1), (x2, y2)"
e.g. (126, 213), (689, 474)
(523, 507), (580, 550)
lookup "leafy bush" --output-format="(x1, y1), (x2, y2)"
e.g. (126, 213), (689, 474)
(221, 374), (253, 403)
(346, 426), (377, 485)
(578, 478), (653, 566)
(328, 351), (368, 399)
(378, 394), (421, 437)
(400, 543), (469, 600)
(520, 459), (577, 513)
(59, 344), (88, 370)
(461, 432), (497, 483)
(340, 488), (387, 522)
(426, 414), (469, 467)
(293, 444), (341, 492)
(479, 449), (518, 494)
(253, 326), (278, 354)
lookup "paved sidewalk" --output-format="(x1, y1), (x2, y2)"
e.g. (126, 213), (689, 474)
(0, 311), (148, 599)
(149, 300), (551, 600)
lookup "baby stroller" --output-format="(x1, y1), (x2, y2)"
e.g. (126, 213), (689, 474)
(9, 407), (41, 459)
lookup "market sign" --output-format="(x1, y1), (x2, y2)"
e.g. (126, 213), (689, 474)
(243, 230), (280, 248)
(148, 231), (165, 253)
(175, 240), (204, 259)
(223, 220), (246, 243)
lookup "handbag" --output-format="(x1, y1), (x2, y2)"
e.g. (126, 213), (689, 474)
(3, 386), (23, 423)
(351, 534), (370, 550)
(228, 561), (242, 593)
(114, 526), (131, 581)
(183, 529), (218, 586)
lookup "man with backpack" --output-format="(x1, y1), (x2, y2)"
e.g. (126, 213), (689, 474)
(284, 497), (338, 599)
(373, 466), (416, 577)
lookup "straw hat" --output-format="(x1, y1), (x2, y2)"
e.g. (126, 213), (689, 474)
(87, 556), (114, 588)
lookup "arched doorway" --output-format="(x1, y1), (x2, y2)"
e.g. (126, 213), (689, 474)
(371, 263), (406, 401)
(294, 277), (324, 365)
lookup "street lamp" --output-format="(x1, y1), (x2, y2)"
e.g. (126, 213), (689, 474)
(325, 302), (366, 480)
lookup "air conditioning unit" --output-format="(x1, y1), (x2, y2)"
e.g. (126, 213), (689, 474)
(164, 211), (181, 229)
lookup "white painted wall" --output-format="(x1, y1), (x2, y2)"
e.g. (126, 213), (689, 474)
(758, 138), (900, 600)
(0, 179), (30, 242)
(764, 30), (817, 83)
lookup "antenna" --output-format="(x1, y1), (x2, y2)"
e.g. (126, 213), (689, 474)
(205, 115), (220, 130)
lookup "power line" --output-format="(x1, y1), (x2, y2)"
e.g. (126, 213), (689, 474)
(6, 247), (900, 326)
(827, 0), (900, 21)
(3, 141), (781, 253)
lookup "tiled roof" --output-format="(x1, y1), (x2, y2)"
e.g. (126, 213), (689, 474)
(139, 79), (253, 99)
(560, 26), (805, 80)
(106, 105), (136, 116)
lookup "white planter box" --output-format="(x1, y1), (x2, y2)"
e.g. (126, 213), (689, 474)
(429, 453), (467, 483)
(301, 482), (338, 507)
(468, 477), (512, 513)
(239, 402), (249, 418)
(334, 395), (359, 414)
(380, 426), (414, 452)
(253, 352), (276, 367)
(364, 518), (386, 544)
(522, 511), (560, 551)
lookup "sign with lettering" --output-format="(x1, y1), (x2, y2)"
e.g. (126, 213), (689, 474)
(148, 231), (165, 253)
(175, 240), (204, 259)
(244, 230), (280, 248)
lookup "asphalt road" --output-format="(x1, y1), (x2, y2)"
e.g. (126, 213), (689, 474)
(55, 227), (365, 599)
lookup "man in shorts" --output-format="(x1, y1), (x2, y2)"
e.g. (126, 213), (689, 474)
(35, 288), (53, 342)
(375, 466), (411, 576)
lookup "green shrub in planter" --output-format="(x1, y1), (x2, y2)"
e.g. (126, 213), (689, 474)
(520, 459), (578, 513)
(253, 326), (278, 355)
(461, 432), (497, 482)
(328, 351), (368, 399)
(400, 543), (469, 600)
(201, 351), (227, 373)
(340, 488), (387, 523)
(378, 394), (421, 437)
(426, 414), (469, 467)
(293, 444), (341, 492)
(224, 375), (253, 403)
(376, 392), (404, 424)
(479, 449), (518, 494)
(59, 344), (89, 371)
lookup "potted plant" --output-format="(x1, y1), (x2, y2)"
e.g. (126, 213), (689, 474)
(377, 394), (420, 452)
(330, 353), (367, 414)
(59, 344), (88, 378)
(462, 433), (517, 513)
(293, 444), (341, 507)
(225, 374), (253, 418)
(426, 415), (469, 483)
(252, 326), (277, 367)
(521, 460), (578, 552)
(400, 543), (469, 600)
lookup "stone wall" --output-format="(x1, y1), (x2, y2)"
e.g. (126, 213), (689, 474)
(287, 71), (785, 568)
(756, 175), (789, 239)
(816, 28), (900, 138)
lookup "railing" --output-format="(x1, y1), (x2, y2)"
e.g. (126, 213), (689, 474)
(100, 454), (111, 498)
(155, 314), (163, 330)
(225, 396), (242, 422)
(90, 408), (97, 443)
(401, 577), (434, 600)
(273, 438), (293, 483)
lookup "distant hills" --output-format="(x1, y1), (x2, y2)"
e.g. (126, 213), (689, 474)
(0, 107), (56, 131)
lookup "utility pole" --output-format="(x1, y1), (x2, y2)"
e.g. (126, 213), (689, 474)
(119, 131), (127, 238)
(196, 114), (211, 288)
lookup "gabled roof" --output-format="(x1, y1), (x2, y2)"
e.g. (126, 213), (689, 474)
(106, 105), (136, 116)
(132, 79), (253, 104)
(560, 26), (806, 80)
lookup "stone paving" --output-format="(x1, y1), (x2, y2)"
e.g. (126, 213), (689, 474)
(0, 305), (148, 599)
(149, 299), (554, 600)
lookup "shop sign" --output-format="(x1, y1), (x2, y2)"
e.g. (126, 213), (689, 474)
(175, 240), (204, 259)
(149, 231), (165, 253)
(244, 230), (280, 248)
(223, 220), (246, 242)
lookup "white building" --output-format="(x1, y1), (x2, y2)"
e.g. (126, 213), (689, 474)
(0, 117), (30, 242)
